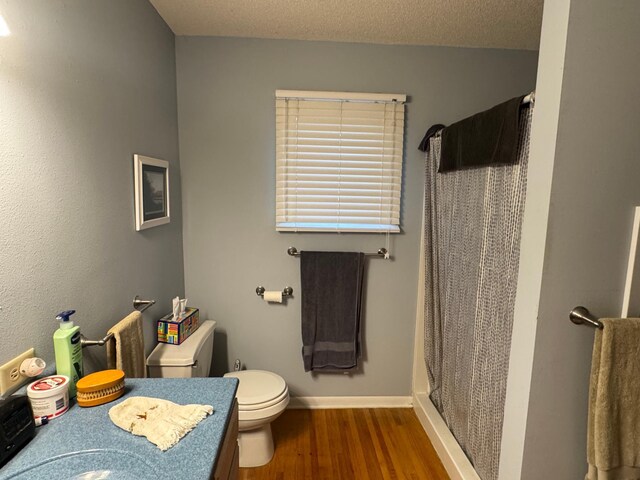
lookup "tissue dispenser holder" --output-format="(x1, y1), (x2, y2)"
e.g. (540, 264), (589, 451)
(157, 307), (200, 345)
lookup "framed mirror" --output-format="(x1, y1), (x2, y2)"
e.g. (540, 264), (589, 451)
(133, 154), (170, 231)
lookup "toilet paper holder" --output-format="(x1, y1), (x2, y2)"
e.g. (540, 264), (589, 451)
(256, 286), (293, 298)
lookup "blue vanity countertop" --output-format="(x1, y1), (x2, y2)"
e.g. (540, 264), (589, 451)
(0, 377), (239, 480)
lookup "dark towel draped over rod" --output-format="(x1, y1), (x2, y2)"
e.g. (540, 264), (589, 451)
(439, 94), (526, 172)
(418, 124), (446, 152)
(300, 251), (365, 372)
(417, 92), (535, 161)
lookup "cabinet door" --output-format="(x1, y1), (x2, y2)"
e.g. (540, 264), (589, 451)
(212, 400), (239, 480)
(228, 445), (239, 480)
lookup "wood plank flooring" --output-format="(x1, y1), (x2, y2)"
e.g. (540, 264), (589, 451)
(238, 408), (450, 480)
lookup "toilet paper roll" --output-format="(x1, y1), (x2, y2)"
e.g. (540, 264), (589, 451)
(263, 291), (283, 303)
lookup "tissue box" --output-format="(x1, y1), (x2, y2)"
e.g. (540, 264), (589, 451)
(157, 308), (200, 345)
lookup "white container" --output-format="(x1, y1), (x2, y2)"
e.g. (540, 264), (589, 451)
(27, 375), (70, 420)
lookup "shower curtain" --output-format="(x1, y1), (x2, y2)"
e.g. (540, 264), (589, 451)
(423, 107), (533, 480)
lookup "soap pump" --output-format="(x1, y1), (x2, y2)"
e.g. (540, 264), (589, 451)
(53, 310), (84, 397)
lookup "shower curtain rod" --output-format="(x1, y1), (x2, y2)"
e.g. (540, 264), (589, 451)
(522, 92), (535, 105)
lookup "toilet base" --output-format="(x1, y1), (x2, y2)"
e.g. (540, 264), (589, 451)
(238, 424), (275, 468)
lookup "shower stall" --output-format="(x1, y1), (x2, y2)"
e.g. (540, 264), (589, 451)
(413, 98), (534, 480)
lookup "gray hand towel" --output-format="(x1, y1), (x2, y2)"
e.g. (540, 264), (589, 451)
(586, 318), (640, 480)
(300, 251), (365, 372)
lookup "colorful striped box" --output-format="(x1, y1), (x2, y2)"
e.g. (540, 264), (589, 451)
(157, 308), (200, 345)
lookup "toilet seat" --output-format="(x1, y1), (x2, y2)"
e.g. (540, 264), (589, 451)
(237, 387), (289, 411)
(235, 394), (290, 422)
(224, 370), (288, 411)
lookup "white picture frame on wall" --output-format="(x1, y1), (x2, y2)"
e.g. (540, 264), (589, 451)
(133, 154), (170, 231)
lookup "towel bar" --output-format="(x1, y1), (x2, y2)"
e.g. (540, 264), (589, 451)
(133, 295), (155, 313)
(569, 306), (604, 329)
(287, 246), (388, 258)
(81, 332), (114, 348)
(82, 296), (156, 348)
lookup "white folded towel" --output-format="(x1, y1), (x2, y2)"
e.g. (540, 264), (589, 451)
(109, 396), (214, 451)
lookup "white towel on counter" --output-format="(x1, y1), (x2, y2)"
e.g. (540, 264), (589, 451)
(109, 396), (214, 451)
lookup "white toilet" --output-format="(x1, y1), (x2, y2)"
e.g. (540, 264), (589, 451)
(146, 320), (289, 468)
(146, 320), (217, 378)
(224, 369), (289, 468)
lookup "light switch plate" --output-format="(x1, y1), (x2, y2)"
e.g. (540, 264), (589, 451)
(0, 348), (35, 396)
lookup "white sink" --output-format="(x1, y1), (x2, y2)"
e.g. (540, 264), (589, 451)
(8, 449), (161, 480)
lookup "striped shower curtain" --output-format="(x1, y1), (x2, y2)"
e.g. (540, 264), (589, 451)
(423, 107), (533, 480)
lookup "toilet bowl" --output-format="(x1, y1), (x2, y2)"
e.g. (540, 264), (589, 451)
(146, 325), (287, 467)
(224, 369), (289, 467)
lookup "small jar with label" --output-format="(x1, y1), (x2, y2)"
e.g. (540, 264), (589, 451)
(26, 375), (70, 421)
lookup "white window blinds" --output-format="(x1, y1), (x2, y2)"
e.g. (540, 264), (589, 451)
(275, 90), (406, 232)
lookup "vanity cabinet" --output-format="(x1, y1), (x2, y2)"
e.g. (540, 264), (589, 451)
(0, 378), (240, 480)
(212, 400), (239, 480)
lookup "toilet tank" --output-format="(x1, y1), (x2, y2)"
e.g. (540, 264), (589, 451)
(147, 320), (216, 378)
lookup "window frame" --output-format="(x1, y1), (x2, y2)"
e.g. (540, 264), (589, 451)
(275, 90), (406, 233)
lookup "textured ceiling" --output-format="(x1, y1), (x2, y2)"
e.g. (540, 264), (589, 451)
(149, 0), (543, 50)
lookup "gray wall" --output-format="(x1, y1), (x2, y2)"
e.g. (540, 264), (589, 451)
(176, 37), (538, 396)
(520, 1), (640, 478)
(0, 0), (184, 372)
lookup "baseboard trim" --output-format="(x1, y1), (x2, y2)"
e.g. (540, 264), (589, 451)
(413, 392), (480, 480)
(288, 396), (413, 409)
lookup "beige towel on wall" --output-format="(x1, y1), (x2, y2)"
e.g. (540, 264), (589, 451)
(586, 318), (640, 480)
(109, 396), (214, 451)
(107, 311), (146, 378)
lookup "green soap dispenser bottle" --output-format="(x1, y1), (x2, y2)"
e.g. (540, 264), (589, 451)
(53, 310), (84, 397)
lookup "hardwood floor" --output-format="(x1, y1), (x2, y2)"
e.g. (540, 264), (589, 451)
(238, 408), (450, 480)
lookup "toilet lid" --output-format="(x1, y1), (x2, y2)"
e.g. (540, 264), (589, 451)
(224, 370), (287, 407)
